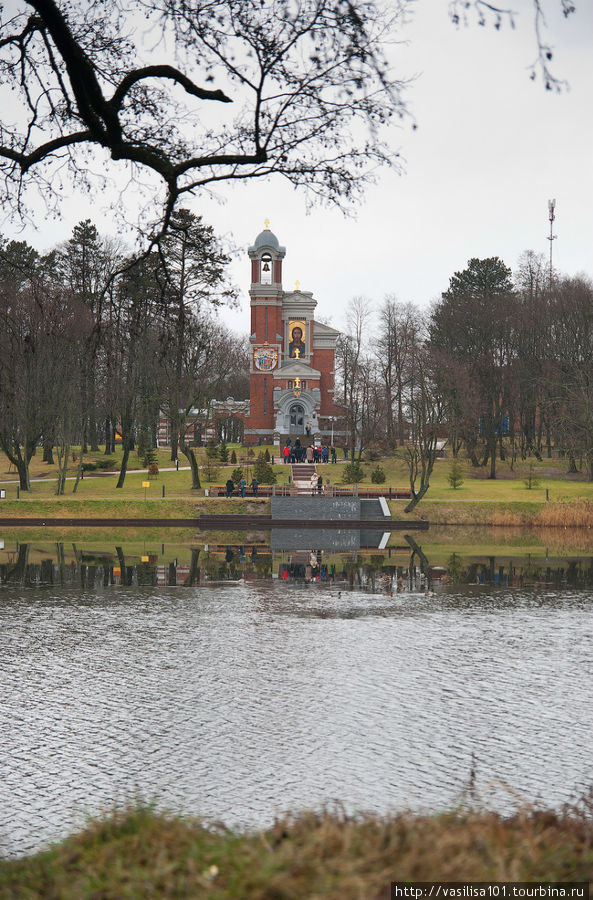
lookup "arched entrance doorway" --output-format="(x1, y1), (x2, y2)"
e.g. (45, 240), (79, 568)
(289, 402), (305, 434)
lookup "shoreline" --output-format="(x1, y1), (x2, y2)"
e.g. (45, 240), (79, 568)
(0, 496), (592, 528)
(1, 804), (591, 895)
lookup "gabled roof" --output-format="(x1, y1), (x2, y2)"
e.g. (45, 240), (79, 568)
(312, 319), (340, 337)
(275, 360), (321, 379)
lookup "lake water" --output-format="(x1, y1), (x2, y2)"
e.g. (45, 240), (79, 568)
(1, 534), (592, 857)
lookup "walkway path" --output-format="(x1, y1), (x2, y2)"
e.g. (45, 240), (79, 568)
(0, 465), (191, 487)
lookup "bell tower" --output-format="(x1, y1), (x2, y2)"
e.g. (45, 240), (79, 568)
(246, 222), (286, 442)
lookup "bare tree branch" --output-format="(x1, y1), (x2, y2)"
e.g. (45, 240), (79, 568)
(0, 0), (409, 246)
(448, 0), (576, 90)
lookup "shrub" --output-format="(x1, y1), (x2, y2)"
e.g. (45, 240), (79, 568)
(342, 460), (364, 484)
(524, 464), (541, 490)
(202, 448), (220, 481)
(254, 452), (276, 484)
(218, 441), (229, 463)
(447, 459), (464, 490)
(81, 458), (116, 472)
(230, 449), (237, 465)
(147, 462), (159, 477)
(231, 467), (244, 485)
(143, 445), (158, 468)
(264, 448), (271, 462)
(370, 465), (386, 484)
(136, 426), (149, 462)
(365, 444), (382, 462)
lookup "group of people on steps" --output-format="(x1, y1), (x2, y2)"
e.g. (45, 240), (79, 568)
(282, 438), (337, 464)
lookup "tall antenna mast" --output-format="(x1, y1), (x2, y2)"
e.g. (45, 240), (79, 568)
(547, 199), (556, 290)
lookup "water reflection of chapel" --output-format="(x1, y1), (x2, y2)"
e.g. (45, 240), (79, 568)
(244, 223), (344, 445)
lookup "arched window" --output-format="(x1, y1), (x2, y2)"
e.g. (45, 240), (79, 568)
(260, 253), (272, 284)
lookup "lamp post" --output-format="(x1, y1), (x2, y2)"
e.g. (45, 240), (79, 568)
(330, 416), (334, 445)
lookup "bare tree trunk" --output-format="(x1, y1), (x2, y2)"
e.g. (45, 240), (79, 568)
(489, 433), (497, 479)
(546, 420), (552, 458)
(55, 441), (70, 495)
(88, 382), (99, 451)
(72, 430), (86, 493)
(104, 418), (113, 454)
(43, 437), (54, 464)
(180, 438), (201, 489)
(15, 456), (32, 492)
(116, 440), (132, 489)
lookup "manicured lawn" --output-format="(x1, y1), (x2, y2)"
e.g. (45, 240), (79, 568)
(2, 447), (592, 517)
(371, 454), (593, 503)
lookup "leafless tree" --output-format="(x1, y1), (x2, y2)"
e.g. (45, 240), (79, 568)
(0, 0), (408, 244)
(543, 276), (593, 480)
(399, 343), (448, 513)
(448, 0), (577, 91)
(0, 282), (64, 490)
(375, 297), (420, 446)
(336, 296), (373, 458)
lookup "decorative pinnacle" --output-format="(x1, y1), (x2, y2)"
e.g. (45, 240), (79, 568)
(295, 279), (300, 291)
(264, 218), (270, 229)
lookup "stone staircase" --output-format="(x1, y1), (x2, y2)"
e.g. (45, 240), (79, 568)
(291, 463), (318, 494)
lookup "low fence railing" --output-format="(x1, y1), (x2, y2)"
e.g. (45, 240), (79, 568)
(207, 484), (411, 499)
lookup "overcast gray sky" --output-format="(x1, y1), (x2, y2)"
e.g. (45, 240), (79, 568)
(3, 0), (592, 334)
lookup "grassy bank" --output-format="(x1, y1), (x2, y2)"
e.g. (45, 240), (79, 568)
(0, 496), (269, 541)
(390, 499), (593, 528)
(0, 497), (268, 519)
(2, 494), (592, 532)
(2, 446), (593, 529)
(1, 804), (592, 899)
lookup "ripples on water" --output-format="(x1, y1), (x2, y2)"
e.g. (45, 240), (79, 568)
(1, 582), (592, 857)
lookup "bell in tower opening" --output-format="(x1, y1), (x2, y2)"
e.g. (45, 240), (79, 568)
(260, 253), (272, 285)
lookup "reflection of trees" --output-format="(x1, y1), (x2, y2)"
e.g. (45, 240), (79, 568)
(405, 534), (432, 589)
(56, 542), (66, 584)
(1, 543), (29, 584)
(6, 538), (593, 589)
(254, 557), (272, 578)
(184, 549), (200, 586)
(116, 545), (133, 586)
(446, 553), (465, 583)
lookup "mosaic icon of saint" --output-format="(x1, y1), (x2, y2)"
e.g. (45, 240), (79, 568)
(289, 325), (306, 359)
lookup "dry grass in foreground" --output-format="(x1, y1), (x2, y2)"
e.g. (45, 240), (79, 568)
(1, 802), (592, 899)
(535, 501), (593, 528)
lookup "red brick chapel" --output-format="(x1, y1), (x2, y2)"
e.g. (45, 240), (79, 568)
(243, 223), (344, 446)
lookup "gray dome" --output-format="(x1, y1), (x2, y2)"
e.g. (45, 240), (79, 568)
(252, 228), (280, 250)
